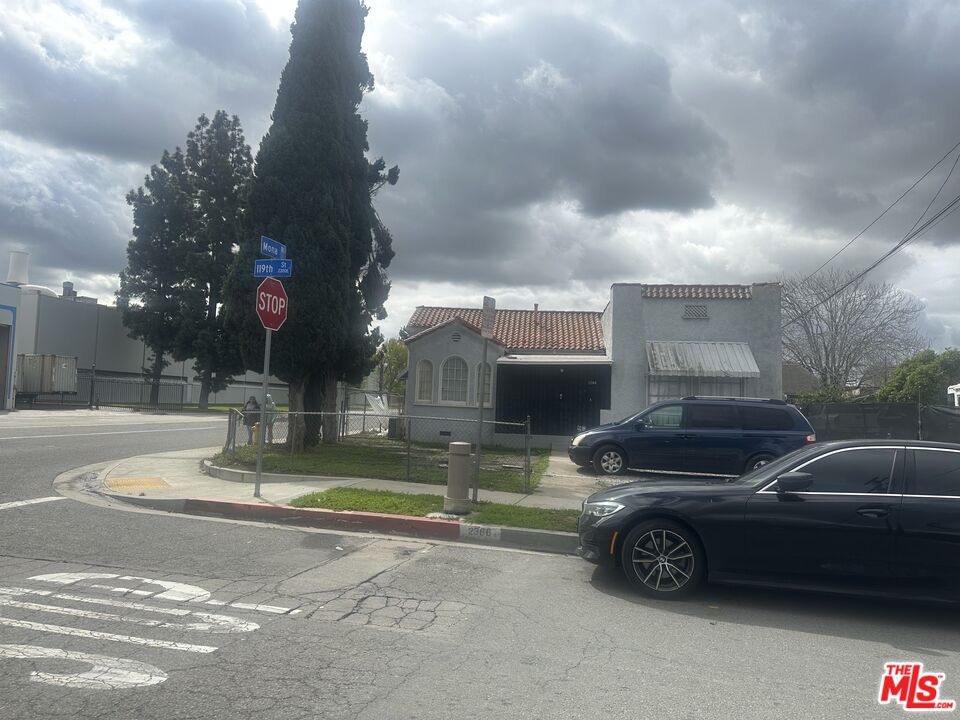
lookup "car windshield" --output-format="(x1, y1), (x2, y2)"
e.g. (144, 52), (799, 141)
(728, 445), (821, 487)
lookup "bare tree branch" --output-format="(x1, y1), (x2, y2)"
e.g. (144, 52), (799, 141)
(781, 269), (926, 388)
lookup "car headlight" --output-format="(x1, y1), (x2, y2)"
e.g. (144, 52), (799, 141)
(581, 501), (625, 518)
(571, 433), (588, 447)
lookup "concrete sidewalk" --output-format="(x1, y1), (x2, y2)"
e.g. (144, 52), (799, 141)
(86, 447), (584, 555)
(99, 447), (587, 510)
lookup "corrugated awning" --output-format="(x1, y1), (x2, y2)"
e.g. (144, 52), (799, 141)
(646, 341), (760, 378)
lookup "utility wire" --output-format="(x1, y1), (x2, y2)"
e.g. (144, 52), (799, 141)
(800, 139), (960, 282)
(783, 188), (960, 330)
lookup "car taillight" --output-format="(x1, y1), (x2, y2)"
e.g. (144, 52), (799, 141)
(805, 433), (816, 444)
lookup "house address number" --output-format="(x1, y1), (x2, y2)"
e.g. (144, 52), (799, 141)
(460, 525), (501, 541)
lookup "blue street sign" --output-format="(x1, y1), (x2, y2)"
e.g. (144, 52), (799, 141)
(253, 258), (293, 278)
(259, 235), (286, 259)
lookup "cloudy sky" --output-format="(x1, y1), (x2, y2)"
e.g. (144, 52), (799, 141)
(2, 0), (960, 347)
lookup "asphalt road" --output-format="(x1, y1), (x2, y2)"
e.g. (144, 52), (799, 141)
(0, 410), (957, 719)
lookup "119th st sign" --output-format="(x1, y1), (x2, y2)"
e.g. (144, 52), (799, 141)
(255, 277), (288, 331)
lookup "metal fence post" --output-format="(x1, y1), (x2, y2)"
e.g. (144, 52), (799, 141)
(524, 415), (531, 493)
(406, 416), (412, 482)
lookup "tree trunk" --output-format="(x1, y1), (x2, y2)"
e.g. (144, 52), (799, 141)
(149, 351), (164, 405)
(321, 370), (339, 444)
(198, 369), (211, 411)
(287, 380), (305, 453)
(303, 375), (323, 448)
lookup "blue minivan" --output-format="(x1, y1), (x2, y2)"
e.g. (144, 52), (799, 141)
(568, 397), (816, 476)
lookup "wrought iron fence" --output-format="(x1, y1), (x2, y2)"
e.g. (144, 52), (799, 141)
(16, 370), (186, 412)
(224, 410), (535, 492)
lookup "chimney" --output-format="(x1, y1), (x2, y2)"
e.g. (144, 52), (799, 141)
(534, 303), (539, 312)
(6, 250), (29, 285)
(62, 281), (76, 299)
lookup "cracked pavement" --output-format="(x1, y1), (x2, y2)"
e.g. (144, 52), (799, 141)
(1, 412), (959, 719)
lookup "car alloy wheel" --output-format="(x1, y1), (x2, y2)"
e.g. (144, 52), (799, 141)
(620, 520), (705, 598)
(746, 453), (775, 472)
(593, 445), (625, 475)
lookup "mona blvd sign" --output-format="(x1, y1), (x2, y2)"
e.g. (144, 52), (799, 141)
(256, 277), (288, 331)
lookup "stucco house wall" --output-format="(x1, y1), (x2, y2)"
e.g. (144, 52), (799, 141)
(404, 319), (503, 445)
(602, 283), (782, 423)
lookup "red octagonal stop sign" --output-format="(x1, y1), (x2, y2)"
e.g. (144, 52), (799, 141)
(256, 277), (288, 331)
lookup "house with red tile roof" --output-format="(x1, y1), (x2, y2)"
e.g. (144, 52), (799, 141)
(402, 283), (782, 446)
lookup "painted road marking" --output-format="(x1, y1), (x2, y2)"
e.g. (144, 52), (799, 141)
(0, 644), (167, 689)
(0, 497), (66, 511)
(30, 572), (298, 615)
(0, 616), (218, 653)
(32, 573), (212, 602)
(0, 591), (259, 634)
(1, 426), (220, 440)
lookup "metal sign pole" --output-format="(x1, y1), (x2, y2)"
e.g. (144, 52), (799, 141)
(255, 328), (272, 498)
(473, 337), (488, 503)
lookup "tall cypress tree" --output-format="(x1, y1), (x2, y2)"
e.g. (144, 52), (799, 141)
(225, 0), (396, 450)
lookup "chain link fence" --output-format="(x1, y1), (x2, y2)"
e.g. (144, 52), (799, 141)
(224, 410), (536, 492)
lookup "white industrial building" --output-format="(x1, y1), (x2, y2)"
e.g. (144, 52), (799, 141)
(0, 250), (287, 409)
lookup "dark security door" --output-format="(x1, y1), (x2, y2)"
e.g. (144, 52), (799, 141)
(742, 446), (902, 580)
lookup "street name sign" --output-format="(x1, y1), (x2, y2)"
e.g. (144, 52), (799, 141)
(253, 258), (293, 278)
(259, 235), (286, 259)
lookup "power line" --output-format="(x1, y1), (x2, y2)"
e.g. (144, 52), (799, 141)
(783, 188), (960, 330)
(800, 138), (960, 282)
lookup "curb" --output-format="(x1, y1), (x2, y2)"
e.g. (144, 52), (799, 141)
(103, 493), (579, 555)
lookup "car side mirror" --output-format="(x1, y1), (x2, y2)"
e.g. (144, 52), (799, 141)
(634, 419), (647, 431)
(776, 471), (813, 493)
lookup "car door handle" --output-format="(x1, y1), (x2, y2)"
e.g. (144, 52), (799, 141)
(857, 507), (889, 519)
(679, 434), (696, 439)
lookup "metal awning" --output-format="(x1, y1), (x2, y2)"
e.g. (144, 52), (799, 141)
(646, 341), (760, 378)
(496, 354), (612, 365)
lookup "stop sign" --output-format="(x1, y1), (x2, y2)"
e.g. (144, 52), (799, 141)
(256, 277), (288, 331)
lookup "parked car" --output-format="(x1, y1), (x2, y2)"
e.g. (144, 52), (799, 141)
(568, 397), (815, 476)
(578, 440), (960, 600)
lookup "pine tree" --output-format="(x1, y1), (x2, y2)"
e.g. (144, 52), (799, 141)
(225, 0), (396, 450)
(118, 149), (195, 404)
(177, 111), (253, 409)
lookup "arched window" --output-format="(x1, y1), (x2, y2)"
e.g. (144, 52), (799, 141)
(440, 356), (468, 403)
(416, 360), (433, 403)
(476, 362), (492, 405)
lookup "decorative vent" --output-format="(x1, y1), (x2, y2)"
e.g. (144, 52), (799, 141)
(683, 304), (708, 320)
(451, 332), (461, 342)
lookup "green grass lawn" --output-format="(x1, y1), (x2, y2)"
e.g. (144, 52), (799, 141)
(290, 487), (579, 533)
(213, 436), (548, 494)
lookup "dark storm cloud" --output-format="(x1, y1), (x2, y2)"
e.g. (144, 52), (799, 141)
(365, 8), (726, 285)
(673, 0), (960, 245)
(0, 0), (287, 162)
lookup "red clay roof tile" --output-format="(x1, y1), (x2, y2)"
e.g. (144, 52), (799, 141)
(407, 307), (605, 353)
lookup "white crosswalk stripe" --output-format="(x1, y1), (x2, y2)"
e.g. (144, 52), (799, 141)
(0, 570), (283, 689)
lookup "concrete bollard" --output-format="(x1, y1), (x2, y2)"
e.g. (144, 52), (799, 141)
(444, 441), (472, 514)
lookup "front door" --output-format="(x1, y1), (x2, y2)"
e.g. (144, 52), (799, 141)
(742, 446), (902, 582)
